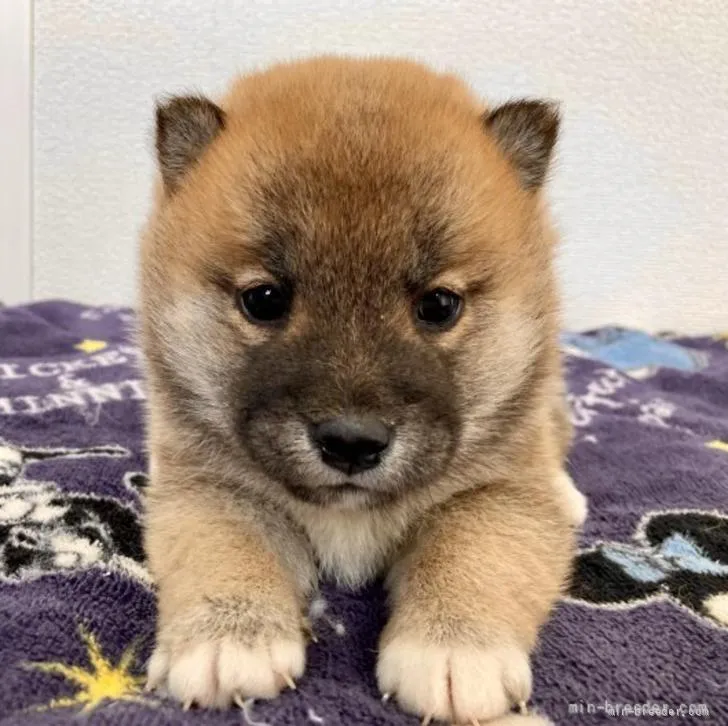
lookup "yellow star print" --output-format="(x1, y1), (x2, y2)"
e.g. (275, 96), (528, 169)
(707, 440), (728, 453)
(74, 339), (108, 354)
(25, 626), (148, 713)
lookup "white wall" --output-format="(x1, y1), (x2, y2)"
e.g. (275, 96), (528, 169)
(33, 0), (728, 332)
(0, 0), (32, 304)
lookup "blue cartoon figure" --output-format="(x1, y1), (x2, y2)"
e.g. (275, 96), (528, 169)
(562, 328), (708, 379)
(569, 510), (728, 628)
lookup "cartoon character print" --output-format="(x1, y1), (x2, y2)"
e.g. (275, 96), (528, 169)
(562, 328), (708, 379)
(569, 509), (728, 628)
(0, 441), (148, 584)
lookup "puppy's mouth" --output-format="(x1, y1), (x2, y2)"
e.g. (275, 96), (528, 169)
(322, 482), (363, 494)
(285, 480), (398, 508)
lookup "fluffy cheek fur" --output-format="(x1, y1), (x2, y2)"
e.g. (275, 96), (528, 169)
(144, 293), (240, 430)
(458, 304), (548, 452)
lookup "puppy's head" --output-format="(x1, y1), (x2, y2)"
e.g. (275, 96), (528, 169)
(141, 57), (561, 508)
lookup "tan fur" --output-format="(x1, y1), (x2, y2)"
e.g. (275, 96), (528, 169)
(139, 56), (581, 721)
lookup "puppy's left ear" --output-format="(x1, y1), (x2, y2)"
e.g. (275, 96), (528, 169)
(483, 100), (559, 190)
(155, 95), (226, 193)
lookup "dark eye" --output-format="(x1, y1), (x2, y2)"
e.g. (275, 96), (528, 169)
(415, 288), (462, 329)
(237, 284), (291, 324)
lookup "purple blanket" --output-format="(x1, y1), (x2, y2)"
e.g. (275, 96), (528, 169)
(1, 301), (727, 724)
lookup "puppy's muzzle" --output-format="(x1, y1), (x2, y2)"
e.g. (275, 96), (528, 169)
(310, 416), (391, 476)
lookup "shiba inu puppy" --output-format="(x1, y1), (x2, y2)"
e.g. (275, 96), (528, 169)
(139, 56), (583, 724)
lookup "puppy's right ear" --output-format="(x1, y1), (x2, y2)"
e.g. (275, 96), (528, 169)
(155, 95), (225, 193)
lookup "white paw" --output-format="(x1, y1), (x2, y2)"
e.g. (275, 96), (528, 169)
(555, 471), (588, 527)
(147, 635), (305, 709)
(377, 639), (531, 723)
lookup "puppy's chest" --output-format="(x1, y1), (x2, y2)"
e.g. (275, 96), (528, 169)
(296, 509), (406, 588)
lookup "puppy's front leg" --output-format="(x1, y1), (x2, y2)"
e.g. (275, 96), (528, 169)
(378, 481), (574, 724)
(144, 465), (315, 708)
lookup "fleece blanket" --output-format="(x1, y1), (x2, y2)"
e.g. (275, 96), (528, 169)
(0, 301), (727, 725)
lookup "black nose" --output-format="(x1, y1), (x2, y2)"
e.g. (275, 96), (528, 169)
(311, 416), (391, 475)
